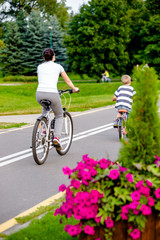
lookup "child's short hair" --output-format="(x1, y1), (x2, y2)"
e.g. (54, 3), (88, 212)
(121, 75), (131, 84)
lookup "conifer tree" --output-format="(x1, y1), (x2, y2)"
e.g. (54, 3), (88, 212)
(118, 65), (160, 168)
(22, 10), (44, 75)
(0, 21), (23, 75)
(16, 10), (28, 74)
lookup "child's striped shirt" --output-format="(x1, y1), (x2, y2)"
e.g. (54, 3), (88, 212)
(114, 85), (136, 109)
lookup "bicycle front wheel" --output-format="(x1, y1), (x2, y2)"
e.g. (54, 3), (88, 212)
(32, 118), (49, 165)
(56, 112), (73, 155)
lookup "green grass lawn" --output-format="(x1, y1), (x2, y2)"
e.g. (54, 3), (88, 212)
(0, 122), (27, 129)
(4, 211), (79, 240)
(0, 82), (122, 115)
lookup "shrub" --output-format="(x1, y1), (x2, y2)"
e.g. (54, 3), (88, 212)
(1, 75), (37, 82)
(119, 65), (160, 168)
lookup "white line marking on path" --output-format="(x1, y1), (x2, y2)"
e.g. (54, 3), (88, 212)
(0, 123), (113, 167)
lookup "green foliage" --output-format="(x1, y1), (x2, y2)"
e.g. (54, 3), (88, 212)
(37, 0), (70, 28)
(134, 14), (160, 74)
(0, 0), (69, 28)
(118, 65), (160, 168)
(65, 0), (131, 79)
(125, 2), (147, 70)
(145, 0), (160, 14)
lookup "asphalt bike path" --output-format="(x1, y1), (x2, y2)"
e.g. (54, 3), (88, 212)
(0, 106), (124, 234)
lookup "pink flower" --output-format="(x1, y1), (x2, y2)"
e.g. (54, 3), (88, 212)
(84, 225), (95, 235)
(54, 208), (61, 216)
(155, 188), (160, 198)
(121, 212), (128, 220)
(135, 180), (143, 188)
(62, 166), (72, 176)
(130, 228), (141, 239)
(99, 159), (112, 169)
(67, 224), (82, 236)
(129, 201), (139, 210)
(59, 184), (66, 192)
(95, 216), (101, 223)
(155, 156), (160, 167)
(86, 206), (98, 219)
(146, 179), (153, 187)
(67, 225), (78, 236)
(119, 166), (127, 172)
(131, 191), (141, 201)
(139, 186), (150, 197)
(89, 168), (97, 176)
(90, 190), (99, 203)
(148, 197), (155, 206)
(82, 170), (92, 180)
(82, 154), (89, 162)
(140, 204), (152, 215)
(71, 179), (81, 189)
(105, 216), (114, 228)
(126, 173), (133, 183)
(133, 209), (140, 215)
(122, 205), (130, 214)
(108, 169), (120, 180)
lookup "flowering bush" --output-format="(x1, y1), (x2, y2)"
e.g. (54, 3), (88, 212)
(54, 155), (160, 240)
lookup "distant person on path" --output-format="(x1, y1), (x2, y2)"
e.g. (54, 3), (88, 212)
(101, 70), (110, 82)
(36, 48), (79, 149)
(112, 75), (136, 127)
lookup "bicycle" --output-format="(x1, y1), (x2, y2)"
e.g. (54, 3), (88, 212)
(117, 109), (128, 140)
(32, 89), (74, 165)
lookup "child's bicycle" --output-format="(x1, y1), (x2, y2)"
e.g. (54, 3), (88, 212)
(32, 89), (75, 165)
(117, 109), (128, 140)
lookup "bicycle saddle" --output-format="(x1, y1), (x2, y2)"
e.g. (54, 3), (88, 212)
(118, 109), (128, 113)
(40, 99), (51, 111)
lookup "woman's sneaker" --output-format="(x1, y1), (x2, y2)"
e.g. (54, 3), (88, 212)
(53, 137), (62, 150)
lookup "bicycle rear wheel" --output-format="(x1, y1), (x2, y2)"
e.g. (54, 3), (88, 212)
(119, 118), (126, 140)
(56, 112), (73, 155)
(118, 118), (123, 140)
(32, 118), (49, 165)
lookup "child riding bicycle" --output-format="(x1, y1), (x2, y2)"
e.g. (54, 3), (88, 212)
(113, 75), (136, 127)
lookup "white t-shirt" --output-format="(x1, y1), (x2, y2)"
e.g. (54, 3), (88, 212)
(37, 61), (64, 93)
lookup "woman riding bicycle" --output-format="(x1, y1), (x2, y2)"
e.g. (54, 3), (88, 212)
(36, 48), (79, 150)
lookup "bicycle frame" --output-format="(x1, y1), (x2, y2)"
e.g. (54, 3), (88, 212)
(37, 106), (53, 147)
(118, 110), (128, 140)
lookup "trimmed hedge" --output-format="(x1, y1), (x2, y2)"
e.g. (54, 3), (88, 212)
(1, 75), (37, 82)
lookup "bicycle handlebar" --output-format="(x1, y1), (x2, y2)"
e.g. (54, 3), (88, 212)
(58, 89), (80, 95)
